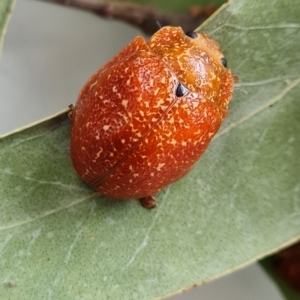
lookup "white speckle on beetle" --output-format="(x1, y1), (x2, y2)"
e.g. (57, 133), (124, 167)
(161, 77), (166, 84)
(157, 163), (165, 171)
(170, 139), (177, 146)
(122, 100), (128, 109)
(154, 88), (160, 96)
(192, 102), (199, 108)
(89, 80), (98, 90)
(96, 150), (102, 158)
(103, 125), (110, 131)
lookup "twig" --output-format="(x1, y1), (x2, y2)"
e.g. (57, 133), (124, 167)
(37, 0), (217, 35)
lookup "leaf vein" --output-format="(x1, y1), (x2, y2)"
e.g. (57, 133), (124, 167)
(210, 23), (300, 35)
(216, 77), (300, 138)
(0, 193), (98, 231)
(235, 75), (299, 87)
(124, 187), (170, 269)
(0, 170), (88, 192)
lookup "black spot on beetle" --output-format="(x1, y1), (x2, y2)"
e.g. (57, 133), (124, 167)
(185, 31), (197, 39)
(176, 83), (189, 97)
(221, 58), (227, 68)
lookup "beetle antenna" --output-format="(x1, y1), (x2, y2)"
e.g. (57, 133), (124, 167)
(156, 20), (162, 29)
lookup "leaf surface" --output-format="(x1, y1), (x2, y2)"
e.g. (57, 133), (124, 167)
(0, 0), (14, 53)
(1, 0), (300, 299)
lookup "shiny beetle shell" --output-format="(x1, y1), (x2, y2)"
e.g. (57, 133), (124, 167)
(70, 26), (234, 200)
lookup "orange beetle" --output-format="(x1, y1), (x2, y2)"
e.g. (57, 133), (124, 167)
(70, 26), (234, 208)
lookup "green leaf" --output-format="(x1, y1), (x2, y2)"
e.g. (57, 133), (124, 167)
(1, 0), (300, 299)
(0, 0), (15, 54)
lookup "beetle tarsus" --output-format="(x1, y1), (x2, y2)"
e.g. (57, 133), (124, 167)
(68, 104), (74, 120)
(140, 195), (157, 209)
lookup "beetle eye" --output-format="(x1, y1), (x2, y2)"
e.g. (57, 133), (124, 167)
(185, 31), (197, 39)
(221, 58), (227, 68)
(176, 83), (189, 97)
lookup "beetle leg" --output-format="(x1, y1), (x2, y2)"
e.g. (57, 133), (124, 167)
(68, 104), (74, 120)
(140, 195), (156, 209)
